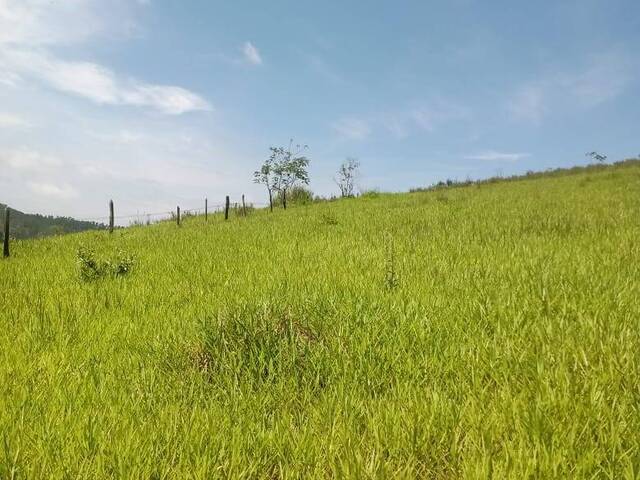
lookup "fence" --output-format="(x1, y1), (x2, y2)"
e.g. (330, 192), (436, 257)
(1, 196), (270, 258)
(3, 206), (9, 258)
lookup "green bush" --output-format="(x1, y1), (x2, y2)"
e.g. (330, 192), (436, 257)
(77, 246), (135, 281)
(360, 188), (380, 198)
(275, 186), (314, 206)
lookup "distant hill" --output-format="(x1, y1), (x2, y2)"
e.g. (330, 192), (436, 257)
(0, 203), (105, 239)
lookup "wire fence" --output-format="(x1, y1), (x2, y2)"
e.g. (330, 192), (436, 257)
(77, 199), (270, 228)
(1, 197), (271, 256)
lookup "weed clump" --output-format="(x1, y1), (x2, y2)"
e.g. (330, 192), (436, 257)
(384, 233), (399, 290)
(190, 306), (329, 390)
(321, 213), (338, 226)
(77, 246), (135, 281)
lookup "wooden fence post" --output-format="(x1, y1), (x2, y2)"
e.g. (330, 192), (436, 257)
(109, 200), (114, 233)
(242, 194), (246, 216)
(177, 206), (181, 226)
(205, 198), (208, 221)
(3, 207), (9, 258)
(224, 196), (230, 220)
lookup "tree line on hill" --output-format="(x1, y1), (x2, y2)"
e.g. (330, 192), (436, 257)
(0, 203), (105, 240)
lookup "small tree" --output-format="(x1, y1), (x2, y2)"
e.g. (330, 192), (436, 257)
(335, 158), (360, 197)
(253, 156), (277, 212)
(271, 141), (310, 210)
(586, 151), (607, 163)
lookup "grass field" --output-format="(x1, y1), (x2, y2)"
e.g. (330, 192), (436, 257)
(1, 162), (639, 478)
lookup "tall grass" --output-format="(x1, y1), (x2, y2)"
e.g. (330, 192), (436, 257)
(0, 162), (639, 478)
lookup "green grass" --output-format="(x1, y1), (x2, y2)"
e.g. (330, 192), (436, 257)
(1, 162), (639, 478)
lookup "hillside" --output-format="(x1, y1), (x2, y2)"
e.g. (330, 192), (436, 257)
(0, 203), (105, 239)
(1, 161), (639, 478)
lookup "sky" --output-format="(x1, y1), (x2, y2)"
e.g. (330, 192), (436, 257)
(1, 0), (639, 219)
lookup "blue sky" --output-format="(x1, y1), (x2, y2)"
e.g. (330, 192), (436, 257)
(1, 0), (639, 219)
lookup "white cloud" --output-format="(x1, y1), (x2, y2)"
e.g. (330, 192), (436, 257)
(122, 84), (211, 115)
(0, 70), (20, 87)
(0, 1), (210, 115)
(108, 130), (144, 144)
(0, 148), (62, 170)
(242, 41), (262, 66)
(27, 181), (78, 199)
(332, 117), (371, 140)
(2, 49), (211, 114)
(463, 151), (530, 162)
(0, 112), (31, 128)
(0, 0), (138, 47)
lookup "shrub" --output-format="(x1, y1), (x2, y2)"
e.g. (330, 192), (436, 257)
(106, 250), (135, 276)
(77, 245), (135, 281)
(77, 246), (103, 282)
(360, 189), (380, 199)
(274, 186), (314, 206)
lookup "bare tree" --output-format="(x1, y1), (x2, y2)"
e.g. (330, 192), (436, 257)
(334, 157), (360, 197)
(271, 140), (310, 209)
(586, 151), (607, 163)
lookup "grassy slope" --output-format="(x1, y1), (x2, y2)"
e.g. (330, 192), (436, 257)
(1, 162), (639, 478)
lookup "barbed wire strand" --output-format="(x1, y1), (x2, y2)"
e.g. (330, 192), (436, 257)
(77, 201), (270, 222)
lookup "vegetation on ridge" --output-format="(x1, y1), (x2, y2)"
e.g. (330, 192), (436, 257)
(0, 203), (104, 240)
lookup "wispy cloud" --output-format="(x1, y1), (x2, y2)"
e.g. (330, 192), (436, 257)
(0, 0), (144, 47)
(0, 1), (210, 115)
(2, 49), (211, 115)
(463, 151), (530, 162)
(333, 98), (470, 141)
(380, 115), (409, 139)
(332, 117), (371, 140)
(0, 112), (32, 128)
(27, 181), (78, 199)
(0, 71), (21, 87)
(89, 129), (144, 145)
(0, 148), (62, 170)
(307, 55), (344, 84)
(508, 85), (546, 124)
(241, 41), (262, 66)
(508, 50), (635, 123)
(560, 52), (633, 107)
(409, 100), (470, 134)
